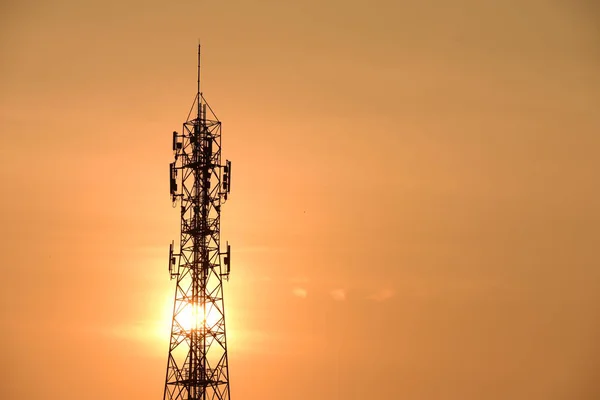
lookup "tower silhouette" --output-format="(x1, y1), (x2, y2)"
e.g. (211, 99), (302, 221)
(163, 45), (232, 400)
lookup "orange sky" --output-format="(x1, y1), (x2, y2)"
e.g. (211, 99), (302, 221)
(1, 1), (599, 399)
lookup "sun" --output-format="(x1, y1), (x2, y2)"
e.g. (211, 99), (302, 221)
(174, 300), (223, 333)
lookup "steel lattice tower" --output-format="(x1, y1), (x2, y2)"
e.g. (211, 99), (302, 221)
(163, 45), (233, 400)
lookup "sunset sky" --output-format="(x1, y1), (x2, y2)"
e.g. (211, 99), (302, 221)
(1, 1), (599, 399)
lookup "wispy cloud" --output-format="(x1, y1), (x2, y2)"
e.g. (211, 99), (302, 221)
(292, 287), (308, 298)
(368, 289), (395, 302)
(330, 289), (346, 301)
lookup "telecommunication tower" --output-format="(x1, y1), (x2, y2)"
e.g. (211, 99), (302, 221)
(163, 45), (233, 400)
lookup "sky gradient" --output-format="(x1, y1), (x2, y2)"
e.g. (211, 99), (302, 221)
(1, 1), (599, 399)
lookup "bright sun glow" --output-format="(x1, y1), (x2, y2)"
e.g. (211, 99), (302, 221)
(175, 301), (222, 332)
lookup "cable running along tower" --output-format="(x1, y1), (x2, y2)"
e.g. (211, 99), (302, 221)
(164, 45), (233, 400)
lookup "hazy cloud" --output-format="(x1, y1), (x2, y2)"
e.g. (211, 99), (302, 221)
(292, 287), (308, 298)
(368, 289), (395, 302)
(330, 289), (346, 301)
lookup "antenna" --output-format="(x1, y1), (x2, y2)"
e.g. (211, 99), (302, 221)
(197, 43), (201, 121)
